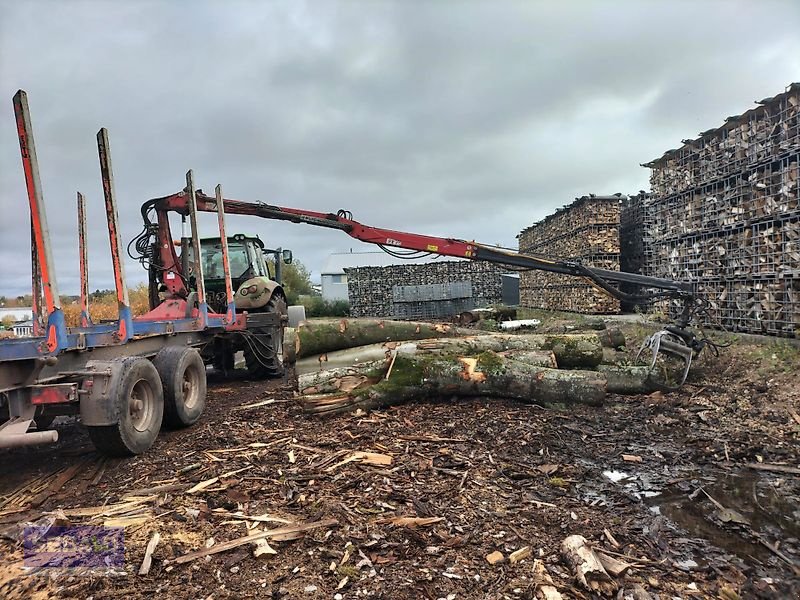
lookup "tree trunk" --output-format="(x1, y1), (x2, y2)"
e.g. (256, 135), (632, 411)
(295, 333), (602, 374)
(457, 306), (517, 325)
(299, 352), (607, 415)
(597, 365), (656, 394)
(298, 361), (387, 395)
(292, 319), (464, 359)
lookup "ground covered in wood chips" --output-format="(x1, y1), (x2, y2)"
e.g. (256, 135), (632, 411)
(1, 322), (799, 599)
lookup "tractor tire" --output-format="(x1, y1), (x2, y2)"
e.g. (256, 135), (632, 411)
(243, 293), (287, 379)
(152, 347), (206, 428)
(87, 357), (164, 456)
(287, 305), (307, 328)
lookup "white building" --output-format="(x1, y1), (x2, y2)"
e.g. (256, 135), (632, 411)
(0, 306), (33, 322)
(12, 320), (34, 337)
(320, 251), (447, 302)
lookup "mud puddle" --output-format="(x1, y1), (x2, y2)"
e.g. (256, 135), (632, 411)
(647, 469), (800, 565)
(581, 460), (800, 569)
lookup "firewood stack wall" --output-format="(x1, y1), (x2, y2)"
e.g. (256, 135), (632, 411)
(344, 260), (506, 319)
(517, 195), (622, 314)
(640, 82), (800, 337)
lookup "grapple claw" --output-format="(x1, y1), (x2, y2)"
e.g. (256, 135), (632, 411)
(636, 329), (694, 388)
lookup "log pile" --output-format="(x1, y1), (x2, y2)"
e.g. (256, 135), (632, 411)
(518, 195), (622, 314)
(285, 318), (653, 416)
(344, 260), (505, 319)
(635, 83), (800, 337)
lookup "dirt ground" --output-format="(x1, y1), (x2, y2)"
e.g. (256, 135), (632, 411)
(0, 320), (799, 599)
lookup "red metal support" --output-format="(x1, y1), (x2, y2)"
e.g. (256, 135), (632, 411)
(96, 128), (132, 342)
(30, 220), (43, 336)
(185, 170), (207, 327)
(14, 91), (61, 316)
(77, 192), (91, 327)
(214, 184), (235, 324)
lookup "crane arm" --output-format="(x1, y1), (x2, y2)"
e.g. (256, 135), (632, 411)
(144, 189), (695, 312)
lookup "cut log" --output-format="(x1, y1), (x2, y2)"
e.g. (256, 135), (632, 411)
(596, 365), (656, 394)
(292, 319), (462, 360)
(299, 352), (607, 415)
(499, 319), (541, 331)
(561, 534), (617, 595)
(295, 344), (395, 375)
(296, 333), (602, 374)
(458, 306), (517, 325)
(297, 361), (388, 395)
(596, 327), (626, 349)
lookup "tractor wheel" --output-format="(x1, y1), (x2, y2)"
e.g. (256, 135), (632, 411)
(243, 293), (287, 379)
(87, 357), (164, 456)
(152, 347), (206, 428)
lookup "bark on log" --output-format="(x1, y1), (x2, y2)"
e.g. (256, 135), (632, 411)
(298, 361), (388, 395)
(299, 352), (607, 415)
(560, 535), (617, 596)
(497, 350), (558, 368)
(457, 306), (517, 325)
(295, 333), (601, 374)
(597, 365), (656, 394)
(292, 319), (463, 359)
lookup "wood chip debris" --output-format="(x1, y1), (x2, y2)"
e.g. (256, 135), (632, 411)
(138, 531), (161, 575)
(173, 518), (337, 564)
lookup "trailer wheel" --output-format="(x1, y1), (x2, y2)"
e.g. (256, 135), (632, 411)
(243, 293), (286, 379)
(87, 357), (164, 456)
(153, 347), (206, 428)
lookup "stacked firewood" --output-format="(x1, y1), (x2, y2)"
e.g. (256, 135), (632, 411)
(345, 260), (506, 319)
(645, 83), (799, 197)
(639, 82), (800, 337)
(518, 195), (622, 314)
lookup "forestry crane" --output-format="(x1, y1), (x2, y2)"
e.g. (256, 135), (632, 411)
(141, 189), (718, 385)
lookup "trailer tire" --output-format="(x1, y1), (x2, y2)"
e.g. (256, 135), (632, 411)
(87, 357), (164, 456)
(243, 293), (286, 379)
(153, 347), (206, 428)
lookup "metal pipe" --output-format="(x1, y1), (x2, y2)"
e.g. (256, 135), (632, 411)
(0, 430), (59, 449)
(214, 184), (235, 324)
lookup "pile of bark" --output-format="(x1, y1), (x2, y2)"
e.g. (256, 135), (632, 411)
(283, 318), (650, 416)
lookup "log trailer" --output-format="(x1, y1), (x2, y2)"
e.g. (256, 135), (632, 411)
(0, 91), (295, 455)
(1, 89), (713, 456)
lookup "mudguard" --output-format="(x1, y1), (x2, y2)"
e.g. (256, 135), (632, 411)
(234, 276), (284, 310)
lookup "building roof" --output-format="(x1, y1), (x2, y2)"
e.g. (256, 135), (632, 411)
(321, 251), (457, 275)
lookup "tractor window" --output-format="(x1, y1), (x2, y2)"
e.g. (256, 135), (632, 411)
(201, 241), (250, 280)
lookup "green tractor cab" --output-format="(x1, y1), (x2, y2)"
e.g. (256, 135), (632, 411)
(200, 234), (292, 314)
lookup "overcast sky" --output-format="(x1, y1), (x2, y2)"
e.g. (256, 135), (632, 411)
(1, 0), (798, 298)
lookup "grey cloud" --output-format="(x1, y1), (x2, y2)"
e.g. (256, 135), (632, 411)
(1, 0), (799, 297)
